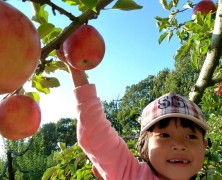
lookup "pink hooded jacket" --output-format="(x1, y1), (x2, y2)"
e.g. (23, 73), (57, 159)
(74, 84), (159, 180)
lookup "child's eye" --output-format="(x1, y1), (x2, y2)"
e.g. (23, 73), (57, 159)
(187, 134), (197, 139)
(159, 133), (170, 138)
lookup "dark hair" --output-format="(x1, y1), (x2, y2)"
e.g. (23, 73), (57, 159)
(136, 118), (206, 179)
(148, 118), (206, 138)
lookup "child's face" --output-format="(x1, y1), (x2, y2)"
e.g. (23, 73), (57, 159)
(148, 118), (208, 180)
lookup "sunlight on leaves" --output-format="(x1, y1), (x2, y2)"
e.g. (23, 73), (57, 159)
(112, 0), (143, 11)
(45, 61), (69, 74)
(80, 0), (98, 12)
(31, 4), (48, 24)
(37, 23), (55, 39)
(32, 74), (60, 94)
(25, 92), (41, 104)
(158, 32), (168, 44)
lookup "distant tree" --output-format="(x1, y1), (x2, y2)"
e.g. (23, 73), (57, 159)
(163, 52), (202, 96)
(116, 75), (156, 136)
(112, 66), (199, 136)
(102, 100), (123, 134)
(39, 123), (58, 156)
(0, 137), (54, 180)
(56, 118), (77, 147)
(122, 75), (156, 108)
(149, 68), (171, 98)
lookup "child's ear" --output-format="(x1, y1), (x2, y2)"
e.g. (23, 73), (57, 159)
(203, 139), (208, 149)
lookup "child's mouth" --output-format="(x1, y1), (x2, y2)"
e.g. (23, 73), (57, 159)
(167, 159), (190, 164)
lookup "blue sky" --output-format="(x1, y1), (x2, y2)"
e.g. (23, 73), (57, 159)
(4, 0), (205, 125)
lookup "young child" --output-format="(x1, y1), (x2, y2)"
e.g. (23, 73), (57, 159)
(70, 67), (209, 180)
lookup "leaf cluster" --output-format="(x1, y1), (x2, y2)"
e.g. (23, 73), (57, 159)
(156, 1), (215, 69)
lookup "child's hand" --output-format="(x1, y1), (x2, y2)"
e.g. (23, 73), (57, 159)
(69, 66), (89, 88)
(56, 46), (88, 87)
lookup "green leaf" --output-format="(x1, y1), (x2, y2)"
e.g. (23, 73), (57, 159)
(63, 147), (75, 155)
(69, 163), (76, 174)
(155, 16), (170, 32)
(42, 27), (63, 45)
(155, 16), (169, 22)
(195, 11), (204, 25)
(159, 0), (173, 10)
(31, 3), (48, 24)
(172, 0), (179, 7)
(174, 40), (191, 61)
(183, 21), (200, 33)
(191, 53), (198, 69)
(45, 61), (69, 74)
(158, 32), (168, 44)
(25, 92), (40, 104)
(74, 152), (86, 172)
(42, 77), (60, 88)
(129, 108), (139, 117)
(169, 11), (177, 22)
(77, 3), (88, 12)
(53, 151), (63, 161)
(80, 0), (98, 12)
(176, 30), (187, 43)
(168, 30), (173, 42)
(200, 43), (209, 55)
(37, 23), (55, 39)
(204, 13), (213, 27)
(140, 97), (146, 107)
(58, 142), (67, 151)
(42, 166), (59, 180)
(32, 80), (50, 94)
(32, 74), (60, 94)
(160, 0), (167, 9)
(62, 0), (81, 6)
(63, 0), (97, 12)
(112, 0), (143, 11)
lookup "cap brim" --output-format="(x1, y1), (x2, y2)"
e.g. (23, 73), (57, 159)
(140, 113), (210, 134)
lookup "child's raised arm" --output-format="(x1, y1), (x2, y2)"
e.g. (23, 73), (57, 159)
(66, 63), (153, 179)
(69, 66), (88, 88)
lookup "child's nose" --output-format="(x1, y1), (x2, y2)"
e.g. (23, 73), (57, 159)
(171, 139), (187, 151)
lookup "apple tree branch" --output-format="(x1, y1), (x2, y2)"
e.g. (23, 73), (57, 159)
(30, 0), (114, 73)
(189, 0), (222, 103)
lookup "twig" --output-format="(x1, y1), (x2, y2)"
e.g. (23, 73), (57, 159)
(33, 0), (114, 74)
(8, 138), (34, 157)
(40, 0), (114, 61)
(29, 0), (77, 21)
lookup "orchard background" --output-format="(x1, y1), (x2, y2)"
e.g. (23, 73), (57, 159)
(0, 0), (222, 179)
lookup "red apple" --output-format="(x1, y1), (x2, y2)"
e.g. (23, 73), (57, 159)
(193, 0), (217, 15)
(0, 1), (41, 94)
(0, 95), (41, 140)
(217, 84), (222, 96)
(63, 24), (105, 70)
(92, 165), (103, 180)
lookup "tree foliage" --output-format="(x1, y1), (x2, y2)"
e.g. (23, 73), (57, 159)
(0, 118), (78, 179)
(56, 118), (77, 147)
(0, 0), (222, 179)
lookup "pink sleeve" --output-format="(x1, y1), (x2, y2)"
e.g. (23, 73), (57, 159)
(74, 84), (158, 180)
